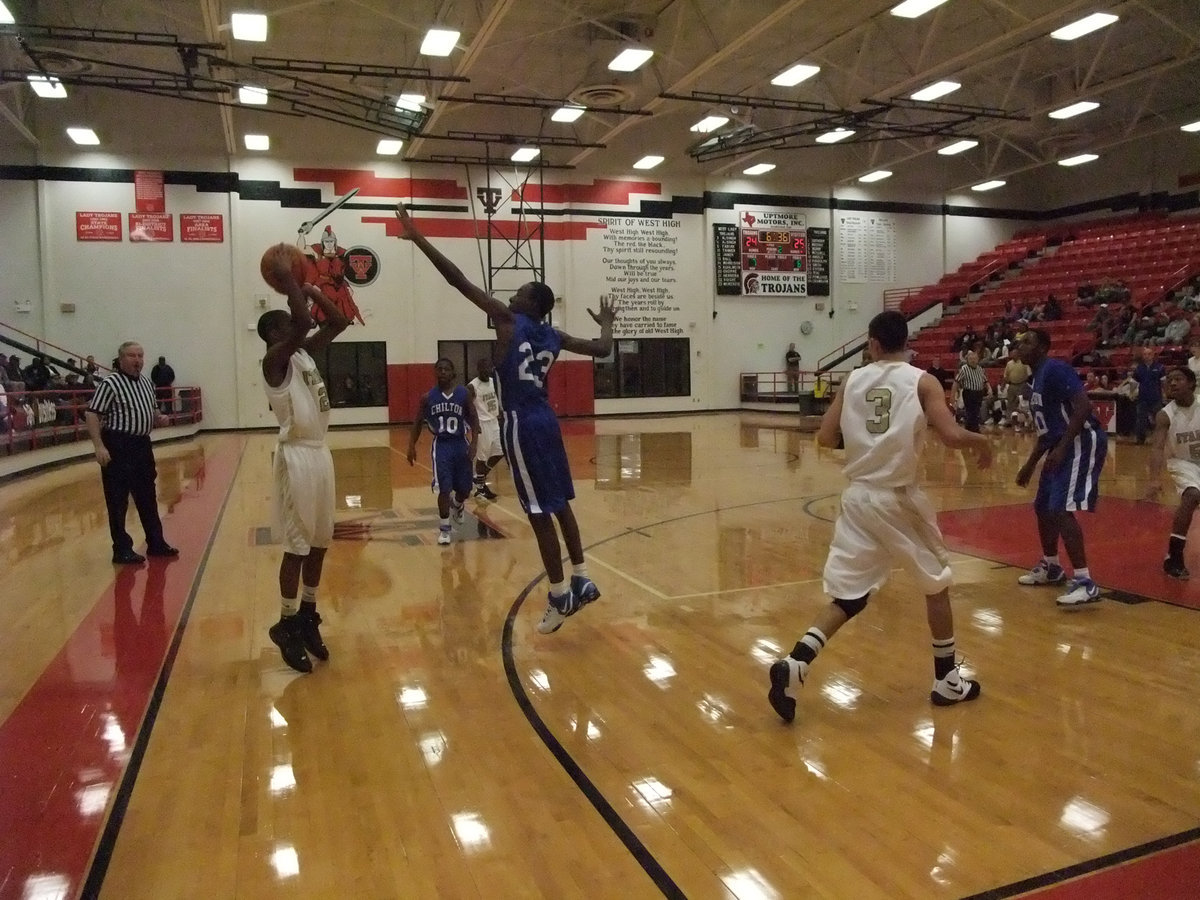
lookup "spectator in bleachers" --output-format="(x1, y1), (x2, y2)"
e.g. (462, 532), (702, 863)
(5, 354), (22, 383)
(1159, 310), (1191, 346)
(1078, 282), (1097, 305)
(952, 324), (977, 354)
(1003, 298), (1020, 322)
(0, 354), (10, 390)
(926, 358), (954, 392)
(1086, 304), (1117, 347)
(1187, 341), (1200, 381)
(83, 354), (99, 387)
(1043, 294), (1062, 322)
(22, 355), (51, 392)
(1132, 346), (1166, 444)
(1123, 304), (1160, 345)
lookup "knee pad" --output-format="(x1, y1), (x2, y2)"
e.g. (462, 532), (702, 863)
(833, 593), (869, 619)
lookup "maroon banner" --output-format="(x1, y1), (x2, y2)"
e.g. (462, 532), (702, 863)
(134, 169), (165, 213)
(180, 213), (224, 243)
(76, 211), (122, 241)
(128, 213), (174, 242)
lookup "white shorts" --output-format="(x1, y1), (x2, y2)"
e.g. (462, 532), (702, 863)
(1166, 458), (1200, 496)
(273, 442), (335, 556)
(823, 482), (953, 599)
(475, 420), (502, 462)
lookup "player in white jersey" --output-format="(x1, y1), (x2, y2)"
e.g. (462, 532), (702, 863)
(467, 357), (505, 500)
(257, 260), (349, 673)
(768, 310), (992, 724)
(1147, 366), (1200, 579)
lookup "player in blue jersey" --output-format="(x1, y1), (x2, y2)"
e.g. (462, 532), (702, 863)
(1014, 328), (1107, 608)
(407, 358), (479, 545)
(395, 203), (619, 634)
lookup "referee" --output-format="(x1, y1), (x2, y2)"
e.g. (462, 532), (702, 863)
(953, 350), (988, 434)
(85, 341), (179, 564)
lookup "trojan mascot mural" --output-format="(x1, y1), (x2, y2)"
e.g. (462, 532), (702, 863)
(307, 225), (365, 326)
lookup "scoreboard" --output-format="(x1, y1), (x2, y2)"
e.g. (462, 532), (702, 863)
(741, 229), (807, 273)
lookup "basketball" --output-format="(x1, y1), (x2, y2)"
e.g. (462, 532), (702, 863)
(259, 243), (308, 294)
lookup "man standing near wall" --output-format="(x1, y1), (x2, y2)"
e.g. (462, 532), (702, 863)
(85, 341), (178, 564)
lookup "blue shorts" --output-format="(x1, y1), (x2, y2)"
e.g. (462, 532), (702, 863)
(431, 437), (472, 498)
(501, 403), (574, 515)
(1034, 429), (1106, 514)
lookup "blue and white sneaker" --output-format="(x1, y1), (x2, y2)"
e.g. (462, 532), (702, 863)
(537, 588), (579, 634)
(1018, 561), (1066, 586)
(570, 575), (601, 606)
(1056, 576), (1102, 608)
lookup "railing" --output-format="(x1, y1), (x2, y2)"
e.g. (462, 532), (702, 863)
(0, 385), (202, 457)
(0, 321), (110, 378)
(739, 368), (852, 411)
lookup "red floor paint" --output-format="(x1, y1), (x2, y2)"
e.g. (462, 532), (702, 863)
(0, 437), (242, 900)
(939, 497), (1200, 610)
(1021, 839), (1200, 900)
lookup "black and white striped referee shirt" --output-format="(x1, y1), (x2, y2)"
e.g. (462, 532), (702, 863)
(88, 371), (158, 435)
(955, 363), (988, 392)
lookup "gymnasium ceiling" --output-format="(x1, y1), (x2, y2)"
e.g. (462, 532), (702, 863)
(2, 0), (1200, 197)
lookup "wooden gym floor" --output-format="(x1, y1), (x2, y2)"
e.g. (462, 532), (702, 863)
(1, 412), (1198, 899)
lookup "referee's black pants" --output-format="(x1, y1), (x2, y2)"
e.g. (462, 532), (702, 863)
(961, 388), (986, 433)
(100, 429), (167, 554)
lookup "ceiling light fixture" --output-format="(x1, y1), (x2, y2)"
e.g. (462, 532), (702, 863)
(815, 128), (855, 144)
(238, 85), (268, 105)
(690, 115), (729, 133)
(743, 163), (776, 175)
(1051, 13), (1118, 41)
(231, 12), (268, 42)
(0, 2), (13, 25)
(27, 75), (68, 99)
(395, 94), (425, 112)
(633, 155), (664, 170)
(244, 133), (270, 151)
(66, 127), (100, 145)
(937, 139), (979, 155)
(511, 147), (540, 163)
(972, 180), (1006, 191)
(1058, 153), (1098, 166)
(1182, 121), (1200, 133)
(890, 0), (950, 19)
(376, 139), (403, 155)
(1049, 100), (1099, 119)
(859, 170), (892, 183)
(771, 63), (820, 87)
(608, 47), (654, 72)
(911, 81), (960, 102)
(420, 28), (460, 56)
(551, 105), (585, 123)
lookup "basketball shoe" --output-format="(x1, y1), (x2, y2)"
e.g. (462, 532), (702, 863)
(297, 607), (329, 661)
(1017, 561), (1066, 585)
(1056, 576), (1102, 608)
(1163, 557), (1190, 580)
(450, 501), (465, 525)
(571, 575), (601, 606)
(537, 588), (579, 634)
(269, 617), (313, 674)
(473, 482), (498, 500)
(767, 657), (804, 723)
(930, 667), (982, 706)
(438, 527), (452, 545)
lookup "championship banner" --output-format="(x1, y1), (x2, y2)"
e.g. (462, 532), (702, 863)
(180, 214), (224, 243)
(737, 209), (808, 296)
(128, 212), (174, 242)
(76, 211), (122, 241)
(134, 170), (165, 213)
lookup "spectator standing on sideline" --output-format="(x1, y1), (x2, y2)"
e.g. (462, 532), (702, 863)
(395, 202), (617, 635)
(1132, 347), (1166, 445)
(467, 357), (505, 500)
(84, 342), (179, 564)
(150, 355), (176, 415)
(256, 257), (350, 673)
(407, 358), (479, 546)
(1146, 366), (1200, 579)
(785, 342), (801, 394)
(953, 351), (987, 432)
(767, 310), (992, 724)
(1014, 329), (1107, 608)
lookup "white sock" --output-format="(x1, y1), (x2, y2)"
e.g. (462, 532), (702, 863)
(280, 595), (300, 617)
(1074, 567), (1091, 580)
(550, 580), (569, 598)
(572, 562), (589, 579)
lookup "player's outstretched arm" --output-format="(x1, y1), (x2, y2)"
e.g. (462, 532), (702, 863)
(920, 373), (992, 467)
(558, 296), (619, 358)
(1145, 408), (1171, 499)
(394, 204), (512, 325)
(303, 285), (350, 356)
